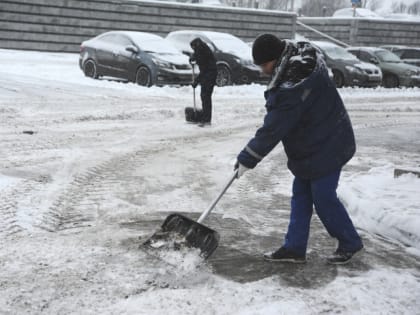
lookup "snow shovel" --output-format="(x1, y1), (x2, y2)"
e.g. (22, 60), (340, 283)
(185, 62), (203, 123)
(143, 170), (238, 259)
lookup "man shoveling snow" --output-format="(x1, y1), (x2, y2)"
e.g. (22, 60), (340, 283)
(235, 34), (364, 265)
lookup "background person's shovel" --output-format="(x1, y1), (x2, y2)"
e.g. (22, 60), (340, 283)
(143, 170), (238, 259)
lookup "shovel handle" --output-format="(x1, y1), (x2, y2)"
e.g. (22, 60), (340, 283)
(192, 63), (197, 111)
(197, 170), (238, 224)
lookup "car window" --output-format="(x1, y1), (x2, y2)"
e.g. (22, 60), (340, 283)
(179, 34), (195, 49)
(99, 34), (117, 43)
(113, 35), (132, 46)
(402, 50), (420, 59)
(210, 36), (249, 54)
(359, 51), (373, 62)
(129, 35), (180, 54)
(347, 50), (359, 58)
(375, 50), (402, 63)
(321, 45), (359, 61)
(392, 50), (404, 57)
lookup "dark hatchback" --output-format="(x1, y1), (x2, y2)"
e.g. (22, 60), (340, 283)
(166, 30), (267, 86)
(347, 47), (420, 88)
(79, 31), (192, 86)
(312, 41), (382, 88)
(380, 45), (420, 67)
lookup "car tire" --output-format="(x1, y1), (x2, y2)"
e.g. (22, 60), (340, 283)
(216, 65), (232, 87)
(241, 74), (251, 84)
(332, 70), (344, 88)
(83, 60), (98, 79)
(136, 66), (153, 87)
(383, 74), (399, 88)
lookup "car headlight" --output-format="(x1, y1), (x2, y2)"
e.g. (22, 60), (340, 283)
(152, 58), (172, 69)
(405, 69), (417, 76)
(234, 58), (253, 66)
(345, 65), (363, 74)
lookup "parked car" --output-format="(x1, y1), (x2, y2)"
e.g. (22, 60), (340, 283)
(166, 30), (266, 86)
(380, 45), (420, 67)
(347, 47), (420, 88)
(79, 31), (192, 87)
(332, 8), (383, 18)
(312, 41), (382, 88)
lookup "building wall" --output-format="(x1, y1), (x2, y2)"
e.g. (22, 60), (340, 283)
(0, 0), (296, 52)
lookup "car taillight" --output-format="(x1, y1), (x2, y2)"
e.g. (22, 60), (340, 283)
(80, 45), (84, 52)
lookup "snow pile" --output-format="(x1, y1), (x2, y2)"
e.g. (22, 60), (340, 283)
(105, 266), (420, 314)
(340, 166), (420, 249)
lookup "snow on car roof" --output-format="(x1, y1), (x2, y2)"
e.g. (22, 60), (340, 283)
(104, 31), (163, 41)
(168, 30), (235, 39)
(312, 41), (340, 48)
(347, 47), (387, 52)
(101, 31), (181, 54)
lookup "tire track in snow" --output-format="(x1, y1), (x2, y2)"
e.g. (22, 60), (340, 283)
(34, 110), (420, 234)
(0, 177), (48, 239)
(36, 126), (245, 233)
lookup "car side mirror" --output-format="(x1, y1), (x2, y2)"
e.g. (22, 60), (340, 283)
(370, 57), (379, 64)
(126, 45), (139, 53)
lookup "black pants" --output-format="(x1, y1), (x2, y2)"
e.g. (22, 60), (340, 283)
(199, 72), (216, 123)
(200, 83), (214, 123)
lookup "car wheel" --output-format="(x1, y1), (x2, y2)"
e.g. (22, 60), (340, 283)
(83, 60), (98, 79)
(216, 65), (232, 87)
(383, 74), (399, 88)
(332, 70), (344, 88)
(136, 66), (152, 87)
(241, 74), (251, 84)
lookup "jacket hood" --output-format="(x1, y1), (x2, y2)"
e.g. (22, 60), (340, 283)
(266, 42), (327, 93)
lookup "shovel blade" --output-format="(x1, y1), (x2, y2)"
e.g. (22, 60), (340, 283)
(143, 214), (219, 259)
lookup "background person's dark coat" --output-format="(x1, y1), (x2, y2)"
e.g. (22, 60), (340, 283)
(190, 39), (217, 84)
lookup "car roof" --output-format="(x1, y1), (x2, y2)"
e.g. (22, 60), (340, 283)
(168, 30), (236, 40)
(99, 31), (163, 41)
(390, 47), (420, 51)
(311, 41), (340, 48)
(380, 45), (409, 49)
(346, 47), (388, 53)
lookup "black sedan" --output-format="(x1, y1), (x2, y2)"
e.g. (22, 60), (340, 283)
(79, 31), (192, 86)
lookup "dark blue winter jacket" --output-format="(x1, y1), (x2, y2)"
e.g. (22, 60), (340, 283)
(237, 58), (356, 180)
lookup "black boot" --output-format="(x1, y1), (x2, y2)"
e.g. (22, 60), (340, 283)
(198, 121), (211, 127)
(263, 247), (306, 263)
(327, 245), (364, 265)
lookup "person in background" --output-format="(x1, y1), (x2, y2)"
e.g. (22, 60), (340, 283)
(190, 38), (217, 127)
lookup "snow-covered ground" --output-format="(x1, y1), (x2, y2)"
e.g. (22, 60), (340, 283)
(1, 49), (419, 314)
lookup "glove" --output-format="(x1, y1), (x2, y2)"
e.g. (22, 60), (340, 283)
(234, 160), (250, 179)
(191, 79), (198, 89)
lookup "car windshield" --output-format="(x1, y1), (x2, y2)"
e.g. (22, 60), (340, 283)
(209, 35), (250, 54)
(321, 45), (358, 61)
(375, 50), (402, 63)
(130, 35), (180, 55)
